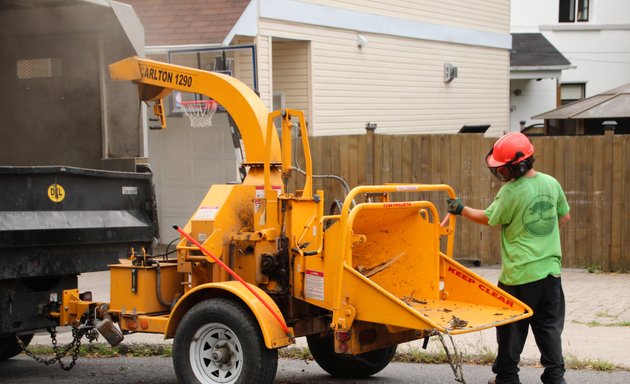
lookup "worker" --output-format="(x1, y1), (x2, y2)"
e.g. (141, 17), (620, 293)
(446, 132), (570, 384)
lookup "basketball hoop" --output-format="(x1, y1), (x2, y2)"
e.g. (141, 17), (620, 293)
(179, 100), (218, 128)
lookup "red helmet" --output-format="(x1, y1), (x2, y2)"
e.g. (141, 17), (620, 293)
(485, 132), (535, 181)
(486, 132), (534, 167)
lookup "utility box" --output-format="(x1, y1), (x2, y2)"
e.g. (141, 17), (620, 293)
(109, 261), (183, 315)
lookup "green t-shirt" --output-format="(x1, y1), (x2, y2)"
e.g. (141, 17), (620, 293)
(484, 172), (570, 286)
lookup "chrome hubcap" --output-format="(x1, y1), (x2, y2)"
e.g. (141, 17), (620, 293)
(190, 323), (243, 383)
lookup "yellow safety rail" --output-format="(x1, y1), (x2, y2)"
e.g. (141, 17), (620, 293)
(331, 184), (457, 330)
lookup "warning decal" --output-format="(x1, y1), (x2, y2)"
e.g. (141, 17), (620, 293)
(255, 185), (282, 199)
(122, 186), (138, 195)
(194, 205), (219, 221)
(254, 185), (282, 213)
(48, 184), (65, 203)
(305, 270), (324, 301)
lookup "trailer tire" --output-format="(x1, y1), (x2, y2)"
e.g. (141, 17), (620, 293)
(307, 331), (396, 379)
(0, 333), (34, 361)
(173, 298), (278, 384)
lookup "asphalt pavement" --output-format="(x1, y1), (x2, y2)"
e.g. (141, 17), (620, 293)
(3, 355), (630, 384)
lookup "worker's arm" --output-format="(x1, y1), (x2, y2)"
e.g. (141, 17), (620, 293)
(461, 207), (490, 225)
(447, 198), (490, 226)
(464, 209), (567, 227)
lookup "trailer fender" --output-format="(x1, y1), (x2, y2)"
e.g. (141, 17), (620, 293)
(165, 281), (293, 349)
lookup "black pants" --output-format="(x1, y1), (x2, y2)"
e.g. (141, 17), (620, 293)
(492, 275), (566, 384)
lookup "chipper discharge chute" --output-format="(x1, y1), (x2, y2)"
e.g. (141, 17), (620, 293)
(51, 56), (531, 384)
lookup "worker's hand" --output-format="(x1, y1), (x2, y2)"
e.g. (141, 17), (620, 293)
(447, 198), (465, 215)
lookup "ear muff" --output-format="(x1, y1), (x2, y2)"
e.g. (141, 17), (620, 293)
(510, 155), (534, 179)
(513, 162), (528, 177)
(510, 151), (526, 177)
(506, 151), (527, 179)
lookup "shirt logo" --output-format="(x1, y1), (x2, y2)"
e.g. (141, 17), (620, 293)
(523, 195), (556, 236)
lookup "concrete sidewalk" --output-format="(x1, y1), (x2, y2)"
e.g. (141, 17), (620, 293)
(32, 267), (630, 368)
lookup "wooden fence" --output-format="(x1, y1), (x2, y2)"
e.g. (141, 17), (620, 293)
(290, 132), (629, 272)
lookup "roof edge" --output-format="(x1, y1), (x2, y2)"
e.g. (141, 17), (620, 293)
(511, 65), (575, 71)
(223, 0), (258, 45)
(145, 43), (222, 54)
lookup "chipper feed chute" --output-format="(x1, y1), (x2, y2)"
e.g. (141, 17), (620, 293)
(308, 184), (531, 337)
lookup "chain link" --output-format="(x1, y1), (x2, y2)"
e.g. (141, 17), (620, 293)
(17, 320), (99, 371)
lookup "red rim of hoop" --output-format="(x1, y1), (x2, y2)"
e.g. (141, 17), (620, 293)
(179, 100), (218, 108)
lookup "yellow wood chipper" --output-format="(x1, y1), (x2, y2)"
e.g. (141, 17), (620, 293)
(56, 57), (532, 384)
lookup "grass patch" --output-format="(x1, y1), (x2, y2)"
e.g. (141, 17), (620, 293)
(24, 343), (172, 358)
(395, 345), (496, 365)
(115, 343), (172, 357)
(572, 308), (630, 327)
(466, 346), (497, 366)
(572, 319), (630, 327)
(594, 310), (615, 318)
(565, 354), (617, 371)
(279, 345), (496, 366)
(25, 342), (628, 372)
(394, 347), (448, 364)
(278, 346), (312, 360)
(583, 264), (602, 273)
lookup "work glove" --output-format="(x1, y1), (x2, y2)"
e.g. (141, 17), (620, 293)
(447, 198), (465, 215)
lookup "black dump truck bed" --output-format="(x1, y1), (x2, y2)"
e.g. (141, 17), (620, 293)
(0, 0), (153, 356)
(0, 166), (158, 334)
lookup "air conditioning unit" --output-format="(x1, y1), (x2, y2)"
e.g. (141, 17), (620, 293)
(444, 63), (458, 83)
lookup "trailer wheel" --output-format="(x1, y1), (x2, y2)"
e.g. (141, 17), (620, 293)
(307, 331), (396, 378)
(0, 333), (34, 361)
(173, 298), (278, 384)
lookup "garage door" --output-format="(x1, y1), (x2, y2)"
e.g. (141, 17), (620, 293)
(148, 112), (238, 244)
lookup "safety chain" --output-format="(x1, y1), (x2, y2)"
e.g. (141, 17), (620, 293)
(434, 329), (466, 384)
(17, 322), (99, 371)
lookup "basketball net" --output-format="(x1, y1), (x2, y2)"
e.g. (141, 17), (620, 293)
(180, 100), (218, 128)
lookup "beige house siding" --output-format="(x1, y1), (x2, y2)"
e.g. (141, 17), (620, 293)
(255, 34), (273, 108)
(272, 41), (310, 121)
(259, 19), (509, 136)
(304, 0), (510, 34)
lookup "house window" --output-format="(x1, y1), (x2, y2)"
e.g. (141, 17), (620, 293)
(561, 83), (586, 105)
(559, 0), (590, 23)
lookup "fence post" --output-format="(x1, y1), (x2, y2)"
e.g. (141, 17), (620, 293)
(602, 121), (616, 271)
(365, 123), (377, 185)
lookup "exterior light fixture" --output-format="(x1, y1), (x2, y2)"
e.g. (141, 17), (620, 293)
(357, 33), (368, 48)
(444, 63), (458, 83)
